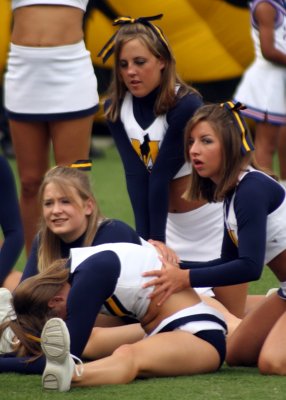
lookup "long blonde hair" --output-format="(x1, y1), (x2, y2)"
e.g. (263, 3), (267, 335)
(37, 166), (103, 272)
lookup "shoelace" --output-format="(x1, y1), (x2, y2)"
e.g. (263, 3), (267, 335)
(71, 354), (84, 377)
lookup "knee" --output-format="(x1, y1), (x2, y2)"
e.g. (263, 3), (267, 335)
(113, 343), (136, 360)
(258, 351), (286, 376)
(20, 176), (42, 198)
(113, 344), (138, 382)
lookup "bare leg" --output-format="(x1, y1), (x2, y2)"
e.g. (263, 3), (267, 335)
(10, 115), (94, 255)
(51, 116), (93, 165)
(226, 293), (286, 366)
(254, 122), (278, 170)
(9, 120), (50, 255)
(258, 310), (286, 375)
(82, 324), (145, 360)
(214, 283), (248, 318)
(244, 294), (266, 315)
(74, 330), (221, 387)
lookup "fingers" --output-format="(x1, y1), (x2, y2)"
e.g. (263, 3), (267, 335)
(148, 240), (179, 264)
(142, 277), (162, 289)
(142, 269), (162, 278)
(148, 283), (169, 300)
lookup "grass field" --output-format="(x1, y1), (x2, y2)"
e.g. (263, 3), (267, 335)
(0, 144), (284, 399)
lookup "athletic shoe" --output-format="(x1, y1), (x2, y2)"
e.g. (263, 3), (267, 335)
(41, 318), (83, 392)
(0, 288), (16, 354)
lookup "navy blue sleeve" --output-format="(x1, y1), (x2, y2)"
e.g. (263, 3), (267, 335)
(94, 219), (142, 245)
(20, 236), (40, 281)
(66, 251), (121, 357)
(107, 94), (202, 242)
(107, 117), (151, 240)
(180, 174), (284, 287)
(0, 251), (121, 374)
(0, 353), (45, 374)
(0, 156), (24, 285)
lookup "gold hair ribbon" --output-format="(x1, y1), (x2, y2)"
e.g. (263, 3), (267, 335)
(220, 101), (254, 154)
(69, 159), (92, 171)
(97, 14), (169, 64)
(25, 333), (42, 343)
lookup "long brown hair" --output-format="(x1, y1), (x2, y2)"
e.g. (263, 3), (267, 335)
(183, 103), (276, 202)
(0, 259), (69, 359)
(37, 166), (104, 272)
(105, 22), (198, 121)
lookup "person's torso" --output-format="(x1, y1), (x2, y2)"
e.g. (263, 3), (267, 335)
(251, 0), (286, 60)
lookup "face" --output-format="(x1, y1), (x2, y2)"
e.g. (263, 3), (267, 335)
(119, 38), (165, 97)
(48, 282), (71, 320)
(42, 182), (93, 242)
(188, 121), (222, 184)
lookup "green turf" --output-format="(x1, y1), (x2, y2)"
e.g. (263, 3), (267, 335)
(0, 145), (283, 399)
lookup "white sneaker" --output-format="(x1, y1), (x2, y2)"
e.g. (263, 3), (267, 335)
(0, 288), (16, 354)
(41, 318), (83, 392)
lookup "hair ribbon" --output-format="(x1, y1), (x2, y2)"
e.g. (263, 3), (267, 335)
(25, 333), (42, 343)
(220, 101), (254, 154)
(69, 159), (92, 171)
(97, 14), (169, 63)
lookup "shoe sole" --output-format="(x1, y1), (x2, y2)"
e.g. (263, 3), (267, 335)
(41, 318), (70, 391)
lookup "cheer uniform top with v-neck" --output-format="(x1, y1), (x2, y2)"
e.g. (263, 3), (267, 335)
(180, 168), (286, 287)
(106, 88), (203, 242)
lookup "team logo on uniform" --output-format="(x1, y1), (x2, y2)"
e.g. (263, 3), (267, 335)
(131, 133), (160, 171)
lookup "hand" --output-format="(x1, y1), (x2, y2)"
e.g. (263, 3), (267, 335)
(148, 239), (180, 264)
(142, 256), (190, 306)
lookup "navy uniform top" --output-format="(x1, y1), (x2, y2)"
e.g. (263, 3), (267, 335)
(106, 88), (203, 242)
(21, 219), (141, 281)
(181, 170), (286, 287)
(0, 155), (24, 285)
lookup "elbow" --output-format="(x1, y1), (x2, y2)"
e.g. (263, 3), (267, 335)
(241, 259), (262, 283)
(261, 48), (279, 63)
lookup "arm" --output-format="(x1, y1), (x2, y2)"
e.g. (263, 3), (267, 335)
(148, 93), (203, 241)
(143, 173), (281, 302)
(94, 219), (142, 245)
(66, 251), (120, 357)
(0, 354), (45, 374)
(20, 236), (40, 281)
(0, 156), (24, 284)
(0, 251), (121, 373)
(106, 117), (151, 240)
(254, 2), (286, 65)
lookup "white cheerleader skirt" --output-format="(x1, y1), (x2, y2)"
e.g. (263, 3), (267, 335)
(234, 58), (286, 125)
(166, 202), (224, 296)
(4, 40), (99, 121)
